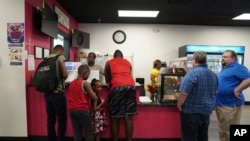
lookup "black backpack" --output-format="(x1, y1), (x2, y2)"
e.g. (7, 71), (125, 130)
(34, 55), (61, 93)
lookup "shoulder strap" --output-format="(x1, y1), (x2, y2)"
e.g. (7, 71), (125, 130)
(53, 54), (61, 60)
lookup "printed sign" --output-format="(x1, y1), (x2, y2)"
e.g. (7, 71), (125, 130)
(7, 23), (24, 44)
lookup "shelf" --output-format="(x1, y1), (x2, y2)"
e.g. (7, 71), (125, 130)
(163, 86), (180, 89)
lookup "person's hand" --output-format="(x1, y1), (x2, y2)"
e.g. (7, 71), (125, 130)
(153, 83), (159, 88)
(234, 89), (241, 99)
(101, 98), (105, 103)
(106, 83), (111, 88)
(177, 102), (182, 111)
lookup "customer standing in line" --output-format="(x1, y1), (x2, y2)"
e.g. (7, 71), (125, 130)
(91, 78), (108, 141)
(215, 50), (250, 141)
(44, 45), (68, 141)
(67, 65), (98, 141)
(104, 49), (137, 141)
(177, 51), (218, 141)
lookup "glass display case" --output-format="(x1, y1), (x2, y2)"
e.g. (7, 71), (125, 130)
(159, 68), (186, 104)
(168, 57), (188, 72)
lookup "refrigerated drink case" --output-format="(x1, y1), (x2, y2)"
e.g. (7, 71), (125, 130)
(179, 45), (245, 73)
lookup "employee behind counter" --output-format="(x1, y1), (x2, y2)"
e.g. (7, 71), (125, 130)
(65, 51), (105, 86)
(148, 59), (162, 102)
(87, 52), (105, 82)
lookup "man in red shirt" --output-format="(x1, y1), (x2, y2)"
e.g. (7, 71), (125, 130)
(104, 49), (137, 141)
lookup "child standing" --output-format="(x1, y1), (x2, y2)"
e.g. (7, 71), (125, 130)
(67, 65), (98, 141)
(91, 79), (108, 141)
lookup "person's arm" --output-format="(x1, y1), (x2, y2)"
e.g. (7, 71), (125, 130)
(150, 76), (154, 83)
(234, 78), (250, 99)
(59, 60), (68, 79)
(177, 92), (188, 111)
(83, 81), (98, 110)
(95, 98), (105, 110)
(150, 69), (157, 84)
(104, 62), (111, 87)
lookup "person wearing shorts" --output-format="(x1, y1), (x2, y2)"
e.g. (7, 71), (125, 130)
(104, 49), (137, 141)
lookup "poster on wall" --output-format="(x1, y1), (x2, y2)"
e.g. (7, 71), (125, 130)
(9, 48), (23, 66)
(7, 23), (24, 66)
(7, 23), (24, 46)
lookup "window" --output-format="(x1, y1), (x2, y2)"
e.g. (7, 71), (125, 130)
(51, 30), (70, 61)
(53, 34), (64, 47)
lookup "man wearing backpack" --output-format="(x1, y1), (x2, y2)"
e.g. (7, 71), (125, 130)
(44, 44), (68, 141)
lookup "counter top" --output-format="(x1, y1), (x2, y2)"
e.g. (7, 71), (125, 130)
(138, 101), (177, 107)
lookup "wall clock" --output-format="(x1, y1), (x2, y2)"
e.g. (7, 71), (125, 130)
(113, 30), (126, 44)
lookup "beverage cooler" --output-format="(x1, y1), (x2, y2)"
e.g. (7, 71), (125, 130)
(179, 45), (245, 73)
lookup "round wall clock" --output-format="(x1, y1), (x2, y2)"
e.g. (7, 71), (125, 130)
(113, 30), (126, 44)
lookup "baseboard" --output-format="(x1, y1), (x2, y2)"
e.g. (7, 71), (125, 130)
(0, 136), (180, 141)
(0, 137), (28, 141)
(26, 136), (180, 141)
(245, 101), (250, 105)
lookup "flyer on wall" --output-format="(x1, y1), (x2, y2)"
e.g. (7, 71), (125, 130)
(7, 22), (24, 66)
(9, 48), (23, 66)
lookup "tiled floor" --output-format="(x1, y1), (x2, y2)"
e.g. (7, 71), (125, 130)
(145, 90), (250, 141)
(208, 105), (250, 141)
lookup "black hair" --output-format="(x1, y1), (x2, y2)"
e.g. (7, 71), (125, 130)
(113, 49), (123, 58)
(53, 44), (64, 52)
(91, 78), (101, 87)
(88, 52), (96, 59)
(78, 65), (90, 75)
(153, 59), (161, 68)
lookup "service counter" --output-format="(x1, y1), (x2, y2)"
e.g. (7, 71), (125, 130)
(26, 86), (180, 140)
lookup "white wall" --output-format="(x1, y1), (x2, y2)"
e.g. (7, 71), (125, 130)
(0, 0), (27, 137)
(79, 23), (250, 101)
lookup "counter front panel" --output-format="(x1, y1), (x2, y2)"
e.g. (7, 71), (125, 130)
(26, 86), (180, 139)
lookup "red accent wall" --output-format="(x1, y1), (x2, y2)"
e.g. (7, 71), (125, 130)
(25, 0), (78, 85)
(25, 0), (78, 136)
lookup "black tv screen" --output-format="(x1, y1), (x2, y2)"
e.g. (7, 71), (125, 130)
(33, 2), (58, 38)
(72, 29), (90, 48)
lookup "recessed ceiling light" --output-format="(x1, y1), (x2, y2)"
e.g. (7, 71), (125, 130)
(233, 13), (250, 20)
(118, 10), (159, 18)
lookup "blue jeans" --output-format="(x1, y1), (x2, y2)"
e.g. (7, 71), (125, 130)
(180, 112), (210, 141)
(69, 110), (94, 141)
(44, 92), (67, 141)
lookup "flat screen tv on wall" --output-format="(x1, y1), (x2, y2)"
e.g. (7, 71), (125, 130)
(33, 2), (58, 38)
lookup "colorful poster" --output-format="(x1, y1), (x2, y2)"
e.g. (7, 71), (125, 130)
(7, 23), (24, 46)
(9, 47), (23, 66)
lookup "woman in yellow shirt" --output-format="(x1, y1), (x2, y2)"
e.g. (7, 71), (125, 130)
(149, 59), (161, 101)
(151, 59), (161, 84)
